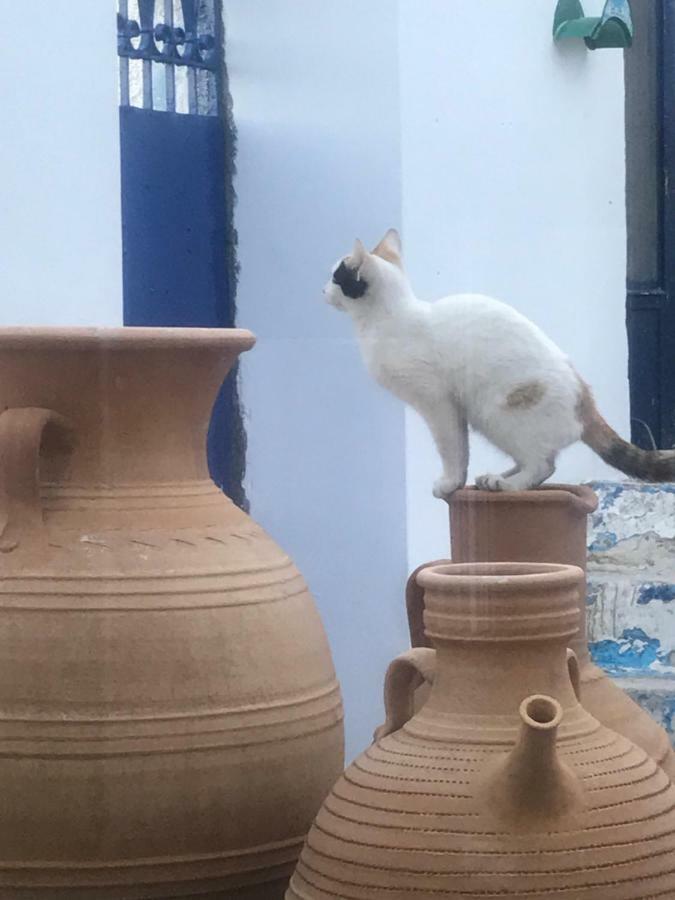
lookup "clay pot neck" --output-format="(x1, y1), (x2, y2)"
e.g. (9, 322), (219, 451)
(415, 563), (583, 719)
(426, 641), (580, 719)
(0, 328), (255, 486)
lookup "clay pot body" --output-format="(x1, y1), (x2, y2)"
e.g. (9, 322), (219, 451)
(288, 563), (675, 899)
(406, 485), (675, 778)
(0, 328), (344, 899)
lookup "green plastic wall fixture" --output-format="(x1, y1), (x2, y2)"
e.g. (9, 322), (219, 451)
(553, 0), (633, 49)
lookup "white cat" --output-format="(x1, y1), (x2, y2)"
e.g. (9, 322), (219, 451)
(324, 228), (675, 496)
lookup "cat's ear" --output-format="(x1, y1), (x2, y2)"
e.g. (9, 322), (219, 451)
(372, 228), (402, 267)
(350, 238), (368, 267)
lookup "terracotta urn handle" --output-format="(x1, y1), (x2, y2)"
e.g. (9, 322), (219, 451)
(567, 648), (582, 701)
(0, 408), (75, 551)
(373, 647), (437, 741)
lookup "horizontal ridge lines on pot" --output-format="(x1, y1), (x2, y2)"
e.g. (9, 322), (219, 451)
(342, 768), (474, 802)
(0, 834), (301, 889)
(423, 608), (579, 642)
(328, 784), (675, 837)
(366, 742), (654, 788)
(588, 777), (673, 814)
(295, 850), (675, 895)
(0, 679), (341, 725)
(351, 757), (473, 791)
(567, 738), (631, 764)
(580, 752), (653, 780)
(320, 798), (675, 854)
(0, 556), (295, 585)
(367, 743), (478, 775)
(331, 782), (485, 822)
(403, 715), (601, 747)
(42, 479), (222, 497)
(0, 710), (344, 759)
(41, 479), (225, 506)
(585, 757), (660, 793)
(360, 747), (472, 783)
(381, 731), (630, 769)
(0, 568), (307, 611)
(0, 683), (343, 758)
(305, 822), (675, 880)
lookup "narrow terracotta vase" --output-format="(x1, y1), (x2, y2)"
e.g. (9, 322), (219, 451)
(406, 484), (675, 779)
(287, 563), (675, 899)
(0, 327), (344, 899)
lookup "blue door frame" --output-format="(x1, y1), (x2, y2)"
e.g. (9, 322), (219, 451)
(117, 1), (246, 507)
(626, 0), (675, 451)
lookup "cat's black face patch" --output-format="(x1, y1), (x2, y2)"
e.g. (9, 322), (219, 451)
(332, 260), (368, 299)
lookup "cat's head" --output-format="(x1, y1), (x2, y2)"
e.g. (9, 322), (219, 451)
(324, 228), (406, 312)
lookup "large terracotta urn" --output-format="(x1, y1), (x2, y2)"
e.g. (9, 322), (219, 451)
(288, 562), (675, 899)
(406, 485), (675, 778)
(0, 327), (344, 899)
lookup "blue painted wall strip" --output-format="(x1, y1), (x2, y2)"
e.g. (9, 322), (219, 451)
(119, 105), (245, 507)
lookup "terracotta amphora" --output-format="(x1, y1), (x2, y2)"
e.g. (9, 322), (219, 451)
(287, 562), (675, 899)
(405, 484), (675, 779)
(0, 327), (344, 899)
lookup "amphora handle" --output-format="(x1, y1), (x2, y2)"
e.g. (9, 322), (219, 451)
(0, 408), (75, 551)
(567, 648), (582, 701)
(374, 647), (437, 741)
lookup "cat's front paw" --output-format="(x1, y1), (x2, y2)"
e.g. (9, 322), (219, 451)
(475, 473), (510, 492)
(432, 475), (465, 499)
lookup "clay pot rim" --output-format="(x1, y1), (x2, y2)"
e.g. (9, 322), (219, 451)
(451, 483), (598, 514)
(417, 561), (584, 593)
(0, 326), (256, 353)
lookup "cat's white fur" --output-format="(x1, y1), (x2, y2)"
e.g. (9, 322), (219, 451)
(323, 229), (584, 496)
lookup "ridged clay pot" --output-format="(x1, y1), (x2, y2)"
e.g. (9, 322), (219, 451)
(287, 562), (675, 899)
(0, 327), (344, 899)
(405, 484), (675, 779)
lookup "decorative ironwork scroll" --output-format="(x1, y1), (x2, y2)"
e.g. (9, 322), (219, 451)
(117, 0), (220, 115)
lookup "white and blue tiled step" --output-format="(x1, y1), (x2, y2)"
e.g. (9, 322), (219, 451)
(587, 481), (675, 740)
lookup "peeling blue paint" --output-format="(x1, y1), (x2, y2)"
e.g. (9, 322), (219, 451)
(588, 530), (618, 552)
(589, 480), (675, 497)
(590, 481), (624, 509)
(634, 483), (675, 496)
(637, 583), (675, 605)
(590, 627), (663, 673)
(586, 480), (675, 746)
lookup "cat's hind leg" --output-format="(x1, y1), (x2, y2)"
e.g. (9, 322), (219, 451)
(476, 455), (555, 492)
(474, 385), (580, 492)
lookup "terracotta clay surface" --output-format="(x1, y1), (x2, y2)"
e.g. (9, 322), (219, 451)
(288, 562), (675, 899)
(405, 484), (675, 778)
(0, 327), (344, 899)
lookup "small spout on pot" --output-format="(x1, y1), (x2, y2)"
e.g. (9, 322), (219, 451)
(488, 695), (585, 825)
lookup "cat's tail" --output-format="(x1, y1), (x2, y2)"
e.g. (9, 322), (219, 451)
(578, 380), (675, 481)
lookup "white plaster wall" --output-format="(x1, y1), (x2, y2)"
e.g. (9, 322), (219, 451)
(400, 0), (629, 568)
(0, 2), (122, 326)
(224, 0), (409, 761)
